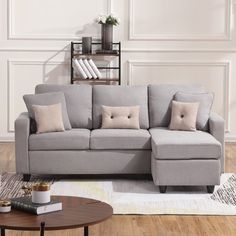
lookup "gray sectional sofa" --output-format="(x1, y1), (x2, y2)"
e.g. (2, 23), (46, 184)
(15, 84), (224, 193)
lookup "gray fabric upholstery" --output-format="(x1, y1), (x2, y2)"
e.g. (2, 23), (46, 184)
(209, 112), (225, 173)
(93, 85), (149, 129)
(151, 155), (221, 186)
(29, 129), (90, 150)
(174, 92), (214, 131)
(90, 129), (151, 150)
(148, 84), (203, 128)
(29, 150), (151, 174)
(15, 112), (30, 174)
(150, 128), (221, 160)
(35, 84), (92, 129)
(15, 84), (225, 188)
(23, 92), (71, 130)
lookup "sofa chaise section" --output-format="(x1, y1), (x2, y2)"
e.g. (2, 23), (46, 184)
(150, 128), (221, 192)
(148, 84), (224, 193)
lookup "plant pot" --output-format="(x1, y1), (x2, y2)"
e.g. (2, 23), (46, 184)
(101, 24), (113, 51)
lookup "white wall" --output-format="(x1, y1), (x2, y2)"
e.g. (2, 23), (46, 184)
(0, 0), (236, 141)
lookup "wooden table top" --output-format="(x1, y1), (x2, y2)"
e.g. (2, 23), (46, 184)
(0, 196), (113, 231)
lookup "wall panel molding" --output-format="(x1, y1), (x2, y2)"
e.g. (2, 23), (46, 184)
(3, 47), (236, 53)
(7, 59), (69, 132)
(128, 60), (231, 131)
(8, 0), (112, 40)
(129, 0), (232, 41)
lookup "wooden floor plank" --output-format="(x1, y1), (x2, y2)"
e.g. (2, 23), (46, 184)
(1, 142), (236, 236)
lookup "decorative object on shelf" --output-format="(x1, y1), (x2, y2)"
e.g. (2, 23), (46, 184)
(88, 59), (102, 78)
(84, 59), (98, 79)
(78, 59), (93, 79)
(0, 200), (11, 213)
(70, 42), (121, 85)
(101, 24), (113, 51)
(82, 37), (92, 54)
(73, 58), (100, 79)
(73, 59), (88, 79)
(32, 182), (51, 204)
(96, 14), (120, 51)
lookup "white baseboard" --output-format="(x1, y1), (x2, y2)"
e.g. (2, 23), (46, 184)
(0, 134), (14, 142)
(225, 134), (236, 142)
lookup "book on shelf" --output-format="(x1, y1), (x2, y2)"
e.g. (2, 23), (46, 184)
(11, 196), (62, 215)
(88, 59), (102, 78)
(78, 59), (92, 79)
(73, 59), (87, 79)
(83, 59), (97, 79)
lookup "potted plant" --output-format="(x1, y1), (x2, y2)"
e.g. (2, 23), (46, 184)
(96, 14), (120, 51)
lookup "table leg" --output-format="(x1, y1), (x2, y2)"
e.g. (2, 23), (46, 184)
(1, 228), (5, 236)
(84, 226), (88, 236)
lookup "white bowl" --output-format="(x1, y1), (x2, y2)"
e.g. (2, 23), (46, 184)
(0, 206), (11, 213)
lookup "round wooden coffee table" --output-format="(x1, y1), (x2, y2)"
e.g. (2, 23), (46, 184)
(0, 196), (113, 236)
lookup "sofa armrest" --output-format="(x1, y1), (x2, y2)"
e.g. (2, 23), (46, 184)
(14, 112), (30, 174)
(209, 112), (225, 173)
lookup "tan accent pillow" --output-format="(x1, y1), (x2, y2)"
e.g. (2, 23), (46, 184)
(32, 103), (65, 134)
(101, 106), (140, 129)
(169, 101), (199, 131)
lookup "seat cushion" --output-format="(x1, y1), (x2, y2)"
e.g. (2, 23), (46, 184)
(35, 84), (92, 129)
(90, 129), (151, 150)
(150, 128), (221, 160)
(93, 85), (149, 129)
(29, 129), (90, 150)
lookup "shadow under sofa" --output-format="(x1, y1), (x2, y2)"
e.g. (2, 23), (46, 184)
(15, 84), (224, 193)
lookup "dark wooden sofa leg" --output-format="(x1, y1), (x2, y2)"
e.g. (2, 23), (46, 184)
(159, 186), (167, 193)
(207, 185), (215, 193)
(23, 174), (31, 182)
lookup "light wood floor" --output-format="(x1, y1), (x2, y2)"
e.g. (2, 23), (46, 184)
(1, 142), (236, 236)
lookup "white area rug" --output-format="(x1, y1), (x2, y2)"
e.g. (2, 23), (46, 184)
(51, 173), (236, 215)
(2, 173), (236, 215)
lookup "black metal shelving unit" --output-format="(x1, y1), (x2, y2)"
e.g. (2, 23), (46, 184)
(70, 42), (121, 85)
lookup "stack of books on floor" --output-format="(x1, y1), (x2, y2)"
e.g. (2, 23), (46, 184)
(73, 58), (102, 79)
(11, 196), (62, 215)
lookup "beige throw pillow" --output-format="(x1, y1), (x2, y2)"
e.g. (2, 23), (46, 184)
(32, 103), (65, 134)
(169, 101), (199, 131)
(101, 106), (140, 129)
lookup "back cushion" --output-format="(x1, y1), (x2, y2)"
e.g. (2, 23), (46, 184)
(148, 84), (203, 128)
(93, 85), (149, 129)
(35, 84), (92, 129)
